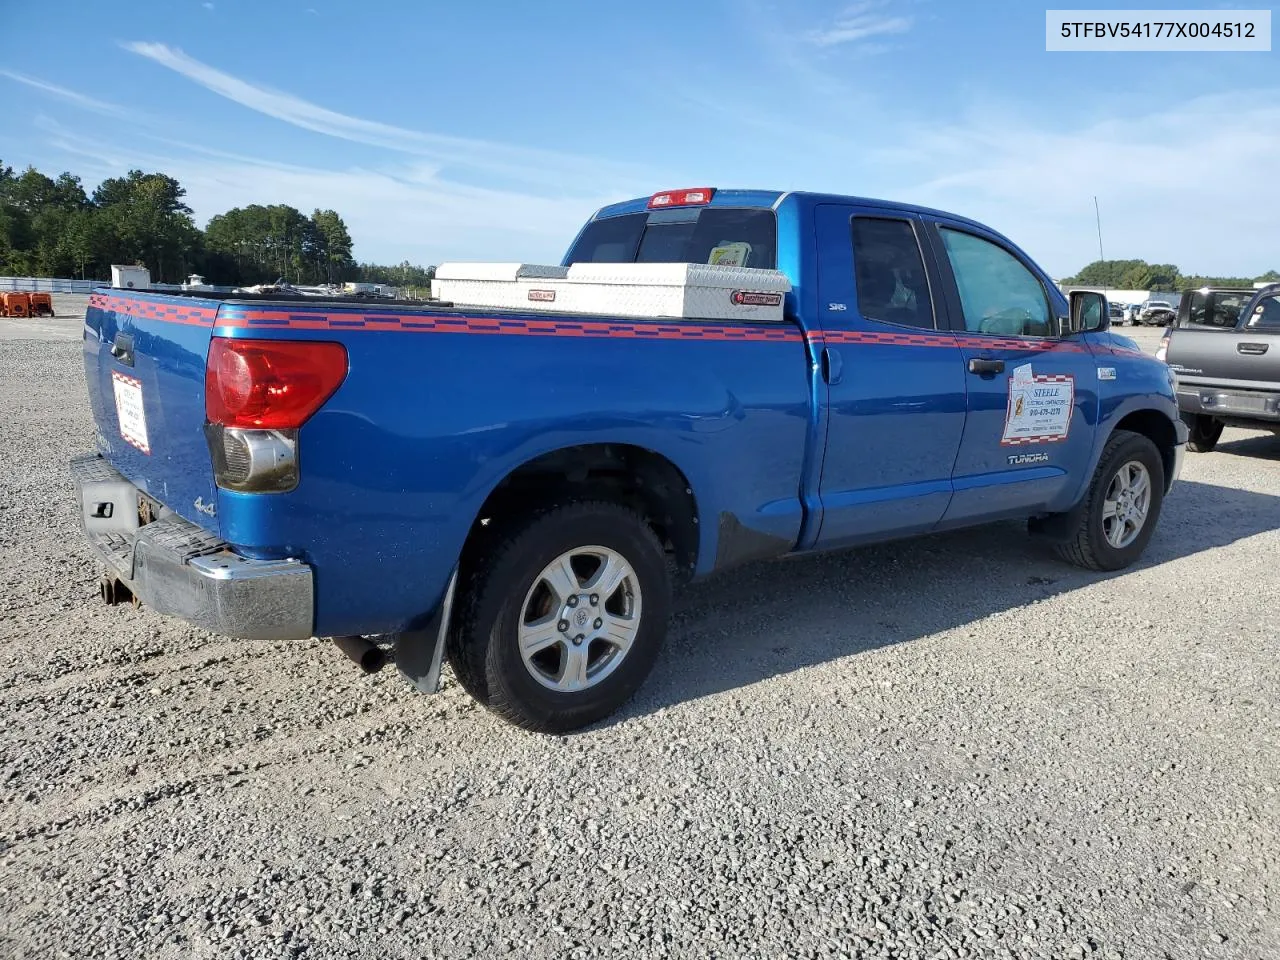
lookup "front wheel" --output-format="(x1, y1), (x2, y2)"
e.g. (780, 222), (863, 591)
(1185, 414), (1224, 453)
(448, 501), (672, 733)
(1052, 430), (1166, 572)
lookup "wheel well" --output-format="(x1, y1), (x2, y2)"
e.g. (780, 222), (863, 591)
(1114, 409), (1177, 487)
(461, 444), (700, 582)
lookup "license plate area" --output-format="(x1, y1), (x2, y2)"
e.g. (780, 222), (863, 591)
(1203, 391), (1277, 415)
(111, 370), (151, 454)
(80, 479), (142, 536)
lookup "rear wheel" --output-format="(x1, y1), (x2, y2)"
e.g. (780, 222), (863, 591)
(1052, 430), (1165, 572)
(1185, 414), (1224, 453)
(448, 501), (672, 733)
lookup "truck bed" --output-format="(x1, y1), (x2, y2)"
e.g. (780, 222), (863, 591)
(82, 287), (813, 638)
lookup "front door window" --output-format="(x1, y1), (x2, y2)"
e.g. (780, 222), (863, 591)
(938, 228), (1055, 338)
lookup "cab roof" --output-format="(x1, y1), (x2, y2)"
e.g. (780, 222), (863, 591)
(590, 188), (995, 234)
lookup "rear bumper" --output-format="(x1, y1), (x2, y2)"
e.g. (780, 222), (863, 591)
(1177, 385), (1280, 422)
(70, 453), (314, 641)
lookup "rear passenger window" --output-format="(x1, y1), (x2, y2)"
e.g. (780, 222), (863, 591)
(1246, 295), (1280, 329)
(938, 227), (1054, 337)
(850, 217), (934, 329)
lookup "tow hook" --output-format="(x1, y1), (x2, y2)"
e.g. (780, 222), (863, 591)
(333, 635), (387, 674)
(100, 575), (135, 607)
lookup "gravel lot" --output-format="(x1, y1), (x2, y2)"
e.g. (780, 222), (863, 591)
(1, 311), (1277, 960)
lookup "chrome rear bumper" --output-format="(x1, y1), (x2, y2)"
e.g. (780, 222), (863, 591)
(70, 453), (314, 641)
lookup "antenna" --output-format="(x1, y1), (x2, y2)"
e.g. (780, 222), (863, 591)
(1094, 195), (1106, 298)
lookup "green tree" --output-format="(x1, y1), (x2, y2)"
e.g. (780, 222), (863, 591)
(61, 209), (100, 279)
(92, 170), (200, 283)
(1066, 258), (1278, 292)
(310, 208), (354, 282)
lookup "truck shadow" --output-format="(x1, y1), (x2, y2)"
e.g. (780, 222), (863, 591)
(614, 478), (1280, 725)
(1212, 433), (1280, 462)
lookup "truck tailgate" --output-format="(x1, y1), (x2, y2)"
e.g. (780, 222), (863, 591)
(1166, 325), (1280, 391)
(83, 291), (219, 531)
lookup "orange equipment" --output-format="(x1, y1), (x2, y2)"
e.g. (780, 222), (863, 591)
(29, 293), (54, 317)
(2, 292), (32, 318)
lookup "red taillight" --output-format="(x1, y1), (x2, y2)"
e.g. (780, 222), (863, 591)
(647, 187), (716, 209)
(205, 338), (348, 429)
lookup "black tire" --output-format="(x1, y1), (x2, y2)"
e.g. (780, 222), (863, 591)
(448, 501), (672, 733)
(1185, 414), (1224, 453)
(1052, 430), (1166, 572)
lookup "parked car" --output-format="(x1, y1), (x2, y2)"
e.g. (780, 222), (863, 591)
(1138, 299), (1177, 326)
(1160, 282), (1280, 451)
(1126, 303), (1142, 324)
(70, 187), (1188, 732)
(1108, 301), (1126, 323)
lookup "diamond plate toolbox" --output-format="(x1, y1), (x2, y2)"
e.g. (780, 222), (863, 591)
(431, 262), (793, 323)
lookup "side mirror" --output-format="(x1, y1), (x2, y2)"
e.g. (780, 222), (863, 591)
(1069, 290), (1109, 334)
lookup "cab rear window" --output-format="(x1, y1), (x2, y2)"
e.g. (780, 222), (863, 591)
(1179, 290), (1252, 330)
(565, 208), (777, 270)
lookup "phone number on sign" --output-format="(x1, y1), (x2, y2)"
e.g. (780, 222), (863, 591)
(1061, 21), (1257, 38)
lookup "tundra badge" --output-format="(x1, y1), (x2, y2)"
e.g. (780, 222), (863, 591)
(1007, 452), (1050, 466)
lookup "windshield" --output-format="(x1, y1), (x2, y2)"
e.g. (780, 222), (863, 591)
(564, 207), (778, 269)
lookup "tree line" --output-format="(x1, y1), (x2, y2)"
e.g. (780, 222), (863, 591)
(1063, 258), (1279, 292)
(0, 160), (435, 288)
(9, 158), (1270, 296)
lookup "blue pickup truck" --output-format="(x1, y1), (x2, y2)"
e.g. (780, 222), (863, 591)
(72, 187), (1187, 732)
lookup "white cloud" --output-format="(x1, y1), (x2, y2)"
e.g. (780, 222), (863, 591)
(12, 51), (666, 266)
(35, 125), (622, 265)
(873, 90), (1280, 276)
(120, 42), (656, 196)
(0, 70), (133, 119)
(805, 2), (912, 47)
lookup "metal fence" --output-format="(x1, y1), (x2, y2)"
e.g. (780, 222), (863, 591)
(0, 276), (107, 294)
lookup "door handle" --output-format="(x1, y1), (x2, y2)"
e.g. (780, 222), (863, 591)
(821, 347), (843, 385)
(968, 357), (1005, 375)
(109, 331), (135, 367)
(1238, 342), (1269, 355)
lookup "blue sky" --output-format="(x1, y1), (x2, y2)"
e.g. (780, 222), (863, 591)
(1, 0), (1276, 277)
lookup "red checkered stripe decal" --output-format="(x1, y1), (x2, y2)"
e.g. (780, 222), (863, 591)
(806, 328), (1090, 353)
(809, 329), (942, 348)
(219, 309), (804, 342)
(86, 296), (1091, 354)
(90, 292), (218, 326)
(89, 296), (804, 343)
(1002, 434), (1068, 445)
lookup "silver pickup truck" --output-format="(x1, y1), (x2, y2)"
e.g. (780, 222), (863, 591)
(1160, 283), (1280, 451)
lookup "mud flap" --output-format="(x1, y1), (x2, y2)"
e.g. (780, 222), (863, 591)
(1028, 502), (1086, 544)
(393, 569), (457, 695)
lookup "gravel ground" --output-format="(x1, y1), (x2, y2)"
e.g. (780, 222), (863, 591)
(1, 316), (1277, 960)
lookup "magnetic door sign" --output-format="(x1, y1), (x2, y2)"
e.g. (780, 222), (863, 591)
(111, 370), (151, 454)
(1001, 363), (1074, 446)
